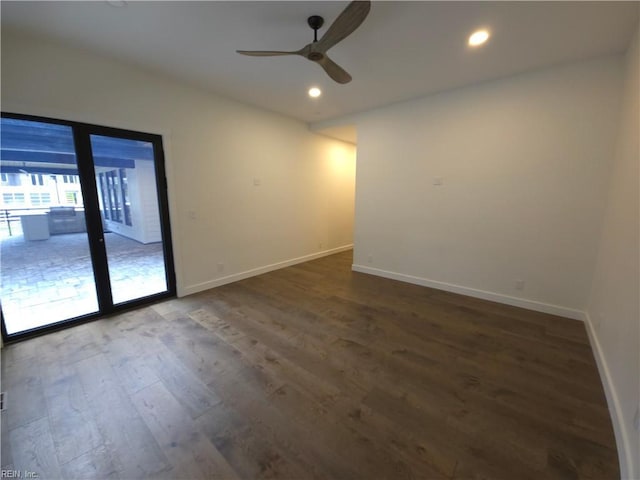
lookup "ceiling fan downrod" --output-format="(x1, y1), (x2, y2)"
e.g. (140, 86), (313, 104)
(306, 15), (325, 61)
(307, 15), (324, 42)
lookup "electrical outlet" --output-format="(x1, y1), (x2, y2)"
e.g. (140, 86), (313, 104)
(367, 254), (373, 264)
(515, 280), (525, 290)
(253, 178), (261, 186)
(318, 242), (323, 250)
(217, 263), (224, 273)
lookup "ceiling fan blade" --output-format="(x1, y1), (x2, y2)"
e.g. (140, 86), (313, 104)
(236, 50), (301, 57)
(316, 0), (371, 53)
(316, 55), (352, 84)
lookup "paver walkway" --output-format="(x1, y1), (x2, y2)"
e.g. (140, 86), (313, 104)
(0, 229), (167, 334)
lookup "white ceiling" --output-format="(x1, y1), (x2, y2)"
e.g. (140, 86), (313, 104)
(2, 1), (638, 129)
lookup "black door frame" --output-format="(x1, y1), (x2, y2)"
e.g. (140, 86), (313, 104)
(0, 112), (177, 343)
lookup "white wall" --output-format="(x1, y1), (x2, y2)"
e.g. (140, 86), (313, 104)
(351, 56), (624, 319)
(134, 159), (163, 244)
(1, 30), (356, 296)
(586, 25), (640, 480)
(98, 160), (163, 244)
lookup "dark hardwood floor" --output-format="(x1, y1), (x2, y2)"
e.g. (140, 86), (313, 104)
(1, 251), (619, 479)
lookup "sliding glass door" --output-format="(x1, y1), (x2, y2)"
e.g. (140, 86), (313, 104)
(90, 134), (169, 304)
(0, 119), (100, 333)
(0, 113), (175, 339)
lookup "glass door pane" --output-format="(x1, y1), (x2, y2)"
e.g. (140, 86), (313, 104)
(89, 134), (169, 305)
(0, 118), (99, 334)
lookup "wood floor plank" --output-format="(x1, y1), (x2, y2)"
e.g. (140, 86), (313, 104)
(195, 305), (419, 478)
(224, 282), (596, 454)
(0, 411), (14, 470)
(145, 349), (222, 420)
(59, 445), (119, 480)
(194, 395), (326, 480)
(40, 361), (103, 465)
(131, 381), (240, 480)
(37, 324), (104, 366)
(206, 291), (373, 397)
(159, 317), (361, 479)
(9, 417), (62, 480)
(102, 335), (161, 396)
(75, 353), (170, 479)
(101, 324), (221, 420)
(0, 250), (619, 480)
(2, 351), (46, 430)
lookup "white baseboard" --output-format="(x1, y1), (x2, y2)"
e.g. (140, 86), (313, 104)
(351, 264), (585, 321)
(180, 244), (353, 297)
(584, 313), (633, 480)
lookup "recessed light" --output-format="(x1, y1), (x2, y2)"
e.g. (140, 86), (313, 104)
(468, 29), (490, 47)
(106, 1), (127, 7)
(308, 87), (322, 98)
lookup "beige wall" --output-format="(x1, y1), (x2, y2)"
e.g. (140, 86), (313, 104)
(587, 24), (640, 480)
(350, 56), (623, 319)
(0, 30), (356, 296)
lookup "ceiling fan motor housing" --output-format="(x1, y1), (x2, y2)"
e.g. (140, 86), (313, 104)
(308, 51), (324, 61)
(307, 15), (325, 31)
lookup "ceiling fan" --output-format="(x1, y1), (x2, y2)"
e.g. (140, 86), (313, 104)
(236, 1), (371, 84)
